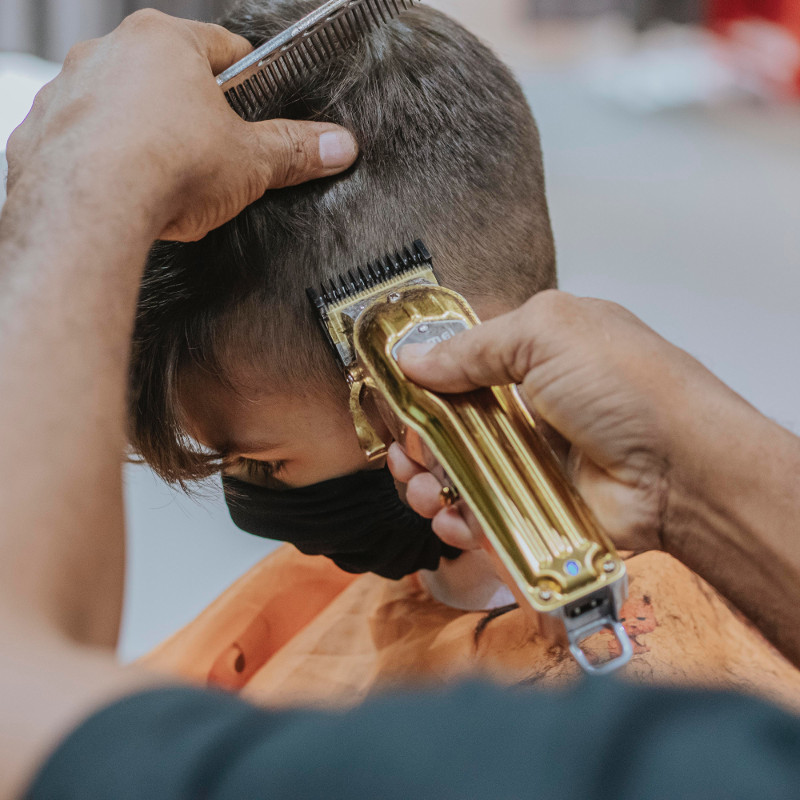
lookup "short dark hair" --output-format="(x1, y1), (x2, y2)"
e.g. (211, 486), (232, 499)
(128, 0), (556, 484)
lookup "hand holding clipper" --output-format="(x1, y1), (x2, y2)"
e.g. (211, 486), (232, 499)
(308, 242), (633, 674)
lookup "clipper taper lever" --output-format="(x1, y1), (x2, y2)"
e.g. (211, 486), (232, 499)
(307, 241), (632, 674)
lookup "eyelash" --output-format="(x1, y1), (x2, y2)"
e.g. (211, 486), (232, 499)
(238, 458), (286, 481)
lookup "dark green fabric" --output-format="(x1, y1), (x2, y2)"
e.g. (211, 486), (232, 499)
(27, 679), (800, 799)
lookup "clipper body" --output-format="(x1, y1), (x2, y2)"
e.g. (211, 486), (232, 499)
(308, 242), (632, 674)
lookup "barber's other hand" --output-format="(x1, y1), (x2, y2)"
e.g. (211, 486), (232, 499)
(5, 10), (358, 242)
(389, 290), (743, 555)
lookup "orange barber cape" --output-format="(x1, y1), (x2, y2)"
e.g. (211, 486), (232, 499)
(142, 544), (800, 711)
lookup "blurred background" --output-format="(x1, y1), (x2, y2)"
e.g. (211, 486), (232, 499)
(1, 0), (799, 661)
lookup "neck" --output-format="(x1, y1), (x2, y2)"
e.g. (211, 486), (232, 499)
(419, 550), (515, 611)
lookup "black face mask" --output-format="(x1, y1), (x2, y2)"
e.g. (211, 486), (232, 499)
(222, 467), (461, 580)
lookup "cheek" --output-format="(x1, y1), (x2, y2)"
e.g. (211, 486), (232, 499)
(325, 418), (372, 469)
(291, 411), (371, 484)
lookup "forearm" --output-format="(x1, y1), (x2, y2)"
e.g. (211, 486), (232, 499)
(665, 380), (800, 665)
(0, 162), (158, 644)
(0, 167), (164, 800)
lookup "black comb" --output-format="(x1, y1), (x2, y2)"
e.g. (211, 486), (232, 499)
(218, 0), (420, 120)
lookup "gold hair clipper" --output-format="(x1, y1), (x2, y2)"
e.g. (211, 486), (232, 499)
(307, 241), (632, 674)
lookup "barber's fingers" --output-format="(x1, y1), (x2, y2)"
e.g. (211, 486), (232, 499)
(405, 472), (446, 518)
(158, 117), (356, 240)
(191, 21), (252, 75)
(177, 14), (360, 183)
(193, 16), (359, 195)
(247, 119), (359, 190)
(398, 290), (573, 393)
(388, 443), (478, 549)
(387, 442), (425, 483)
(405, 471), (478, 551)
(118, 12), (250, 75)
(432, 507), (476, 551)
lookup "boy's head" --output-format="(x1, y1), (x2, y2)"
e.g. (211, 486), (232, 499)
(129, 0), (556, 489)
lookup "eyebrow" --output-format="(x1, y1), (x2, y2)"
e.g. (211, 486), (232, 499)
(222, 439), (284, 457)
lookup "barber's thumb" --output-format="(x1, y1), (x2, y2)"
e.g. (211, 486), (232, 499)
(251, 119), (358, 189)
(398, 339), (481, 394)
(399, 312), (526, 393)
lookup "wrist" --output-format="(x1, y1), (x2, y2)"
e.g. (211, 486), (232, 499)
(3, 160), (161, 253)
(662, 391), (760, 562)
(6, 142), (168, 246)
(643, 346), (763, 560)
(661, 378), (800, 657)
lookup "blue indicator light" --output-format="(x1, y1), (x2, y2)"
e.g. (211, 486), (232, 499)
(565, 560), (580, 576)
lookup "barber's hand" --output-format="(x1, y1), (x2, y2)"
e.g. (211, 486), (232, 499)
(5, 10), (358, 242)
(389, 290), (742, 555)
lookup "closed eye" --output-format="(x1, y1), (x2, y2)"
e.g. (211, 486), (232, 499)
(237, 457), (287, 482)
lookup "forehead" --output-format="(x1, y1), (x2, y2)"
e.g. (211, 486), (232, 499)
(178, 363), (350, 456)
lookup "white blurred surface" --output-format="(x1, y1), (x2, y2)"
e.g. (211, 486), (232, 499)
(120, 465), (277, 662)
(1, 20), (799, 661)
(0, 52), (60, 144)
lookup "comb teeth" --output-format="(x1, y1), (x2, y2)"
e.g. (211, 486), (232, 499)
(307, 239), (432, 309)
(219, 0), (419, 121)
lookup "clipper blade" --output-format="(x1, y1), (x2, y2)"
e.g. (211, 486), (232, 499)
(307, 240), (437, 372)
(218, 0), (420, 120)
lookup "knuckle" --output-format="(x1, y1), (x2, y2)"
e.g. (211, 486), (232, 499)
(4, 128), (18, 159)
(525, 291), (600, 349)
(29, 78), (55, 113)
(123, 8), (168, 29)
(527, 289), (577, 327)
(180, 20), (213, 51)
(202, 21), (233, 41)
(583, 296), (621, 316)
(4, 126), (25, 172)
(271, 121), (313, 183)
(504, 291), (580, 381)
(576, 296), (642, 341)
(63, 39), (96, 67)
(5, 123), (23, 152)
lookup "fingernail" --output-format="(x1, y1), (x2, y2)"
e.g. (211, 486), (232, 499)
(398, 342), (436, 361)
(319, 130), (357, 169)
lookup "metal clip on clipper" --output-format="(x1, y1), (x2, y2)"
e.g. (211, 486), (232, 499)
(308, 242), (633, 675)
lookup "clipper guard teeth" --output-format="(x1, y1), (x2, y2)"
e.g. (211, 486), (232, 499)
(306, 240), (438, 372)
(307, 240), (433, 309)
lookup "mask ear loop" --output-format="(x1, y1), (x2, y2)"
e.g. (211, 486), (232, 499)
(348, 372), (388, 463)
